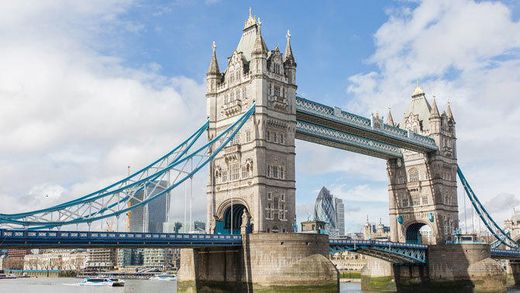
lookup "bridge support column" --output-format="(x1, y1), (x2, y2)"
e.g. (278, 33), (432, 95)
(177, 233), (338, 292)
(507, 260), (520, 288)
(177, 247), (245, 292)
(426, 244), (506, 292)
(361, 256), (397, 291)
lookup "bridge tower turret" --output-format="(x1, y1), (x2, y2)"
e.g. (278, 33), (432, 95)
(206, 9), (297, 234)
(388, 86), (458, 245)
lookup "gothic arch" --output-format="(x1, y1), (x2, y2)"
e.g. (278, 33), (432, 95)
(404, 220), (434, 245)
(216, 198), (251, 220)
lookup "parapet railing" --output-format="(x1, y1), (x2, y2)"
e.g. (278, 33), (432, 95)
(329, 239), (428, 250)
(0, 229), (243, 246)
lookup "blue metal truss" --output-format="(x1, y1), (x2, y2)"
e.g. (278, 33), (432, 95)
(296, 120), (403, 159)
(0, 103), (256, 230)
(329, 239), (427, 264)
(0, 229), (242, 249)
(490, 249), (520, 259)
(457, 166), (520, 249)
(295, 96), (437, 153)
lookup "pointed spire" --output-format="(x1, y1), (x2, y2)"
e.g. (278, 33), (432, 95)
(386, 107), (395, 126)
(207, 41), (220, 75)
(284, 30), (295, 64)
(430, 96), (440, 118)
(446, 101), (454, 120)
(244, 7), (257, 29)
(252, 18), (267, 56)
(412, 84), (425, 97)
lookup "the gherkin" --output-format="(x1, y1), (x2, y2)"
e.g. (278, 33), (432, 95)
(313, 187), (337, 228)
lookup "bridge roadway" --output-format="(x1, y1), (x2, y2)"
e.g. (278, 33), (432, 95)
(2, 229), (519, 264)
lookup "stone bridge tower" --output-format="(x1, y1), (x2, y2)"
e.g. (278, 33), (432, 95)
(387, 86), (458, 244)
(206, 10), (297, 234)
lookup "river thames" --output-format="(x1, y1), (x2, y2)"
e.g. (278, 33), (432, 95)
(1, 278), (362, 293)
(1, 278), (520, 293)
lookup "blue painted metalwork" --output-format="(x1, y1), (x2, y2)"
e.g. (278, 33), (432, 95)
(457, 166), (519, 249)
(0, 229), (242, 249)
(0, 104), (256, 229)
(427, 212), (434, 223)
(490, 249), (520, 259)
(397, 215), (404, 224)
(296, 120), (403, 159)
(1, 122), (209, 219)
(295, 96), (437, 152)
(329, 239), (427, 264)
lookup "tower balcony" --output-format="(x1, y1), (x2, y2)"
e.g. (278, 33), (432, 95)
(223, 144), (241, 162)
(268, 95), (288, 111)
(221, 99), (242, 117)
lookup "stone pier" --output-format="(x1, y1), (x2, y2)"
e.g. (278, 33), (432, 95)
(505, 260), (520, 288)
(361, 243), (507, 292)
(361, 256), (397, 291)
(177, 233), (338, 292)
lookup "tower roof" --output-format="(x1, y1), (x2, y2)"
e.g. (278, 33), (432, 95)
(403, 85), (432, 132)
(252, 18), (268, 56)
(412, 85), (425, 97)
(244, 7), (256, 29)
(430, 97), (440, 118)
(236, 8), (266, 61)
(446, 102), (454, 120)
(386, 108), (395, 126)
(283, 30), (295, 64)
(207, 41), (220, 75)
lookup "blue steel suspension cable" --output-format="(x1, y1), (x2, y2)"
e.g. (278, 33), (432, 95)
(458, 167), (518, 245)
(0, 121), (208, 219)
(457, 166), (519, 249)
(2, 103), (255, 229)
(457, 167), (514, 247)
(27, 103), (255, 229)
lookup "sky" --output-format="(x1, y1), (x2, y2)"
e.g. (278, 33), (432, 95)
(0, 0), (519, 234)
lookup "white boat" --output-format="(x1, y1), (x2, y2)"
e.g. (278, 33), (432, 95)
(79, 278), (125, 287)
(149, 273), (176, 281)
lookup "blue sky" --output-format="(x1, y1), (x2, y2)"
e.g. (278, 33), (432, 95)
(104, 0), (404, 231)
(0, 0), (519, 234)
(105, 1), (394, 102)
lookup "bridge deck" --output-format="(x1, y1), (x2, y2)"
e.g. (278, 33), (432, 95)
(0, 229), (242, 249)
(2, 229), (518, 262)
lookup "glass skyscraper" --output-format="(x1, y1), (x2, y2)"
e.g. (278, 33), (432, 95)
(128, 180), (170, 233)
(313, 187), (345, 236)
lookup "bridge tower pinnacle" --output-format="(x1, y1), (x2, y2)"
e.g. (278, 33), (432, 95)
(388, 87), (458, 244)
(206, 10), (297, 234)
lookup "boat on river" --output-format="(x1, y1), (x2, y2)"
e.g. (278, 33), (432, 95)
(80, 277), (125, 287)
(149, 273), (176, 281)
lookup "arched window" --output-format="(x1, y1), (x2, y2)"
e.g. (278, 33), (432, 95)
(409, 168), (419, 182)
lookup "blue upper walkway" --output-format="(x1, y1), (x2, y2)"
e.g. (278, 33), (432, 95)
(295, 96), (437, 159)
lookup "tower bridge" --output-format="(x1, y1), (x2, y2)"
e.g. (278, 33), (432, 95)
(0, 9), (518, 292)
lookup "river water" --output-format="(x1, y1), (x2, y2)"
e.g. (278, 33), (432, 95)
(0, 278), (363, 293)
(0, 278), (519, 293)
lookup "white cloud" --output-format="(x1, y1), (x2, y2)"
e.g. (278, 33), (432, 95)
(346, 0), (520, 227)
(0, 1), (207, 225)
(296, 140), (387, 181)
